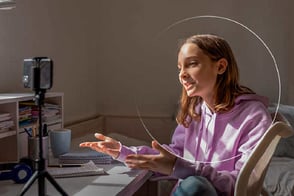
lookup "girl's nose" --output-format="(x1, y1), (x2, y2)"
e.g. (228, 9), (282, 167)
(179, 68), (188, 79)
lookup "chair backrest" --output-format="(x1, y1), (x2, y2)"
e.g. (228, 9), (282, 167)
(234, 119), (293, 196)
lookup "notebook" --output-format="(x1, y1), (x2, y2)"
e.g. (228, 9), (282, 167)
(58, 149), (113, 165)
(47, 160), (105, 178)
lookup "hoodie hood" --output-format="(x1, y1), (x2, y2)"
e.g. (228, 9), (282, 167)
(200, 94), (270, 120)
(234, 94), (269, 107)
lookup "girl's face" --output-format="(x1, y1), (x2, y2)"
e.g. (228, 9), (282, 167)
(178, 43), (225, 101)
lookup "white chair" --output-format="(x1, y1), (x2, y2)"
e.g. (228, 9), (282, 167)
(234, 119), (293, 196)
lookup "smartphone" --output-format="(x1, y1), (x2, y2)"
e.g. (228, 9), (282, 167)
(23, 57), (53, 90)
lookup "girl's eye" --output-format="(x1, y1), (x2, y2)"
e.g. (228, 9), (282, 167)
(188, 61), (197, 67)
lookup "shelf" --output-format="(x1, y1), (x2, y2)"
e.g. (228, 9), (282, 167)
(19, 119), (62, 129)
(0, 130), (16, 139)
(0, 92), (64, 163)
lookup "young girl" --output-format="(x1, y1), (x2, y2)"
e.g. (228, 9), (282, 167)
(80, 34), (272, 196)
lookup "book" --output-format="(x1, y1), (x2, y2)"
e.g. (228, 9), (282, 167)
(58, 149), (113, 165)
(47, 160), (105, 178)
(0, 113), (11, 122)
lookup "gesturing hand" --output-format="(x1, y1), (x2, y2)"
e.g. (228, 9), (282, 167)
(79, 133), (121, 158)
(125, 140), (177, 175)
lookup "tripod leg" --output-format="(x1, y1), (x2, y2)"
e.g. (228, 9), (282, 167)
(44, 171), (68, 196)
(18, 171), (39, 196)
(38, 171), (46, 196)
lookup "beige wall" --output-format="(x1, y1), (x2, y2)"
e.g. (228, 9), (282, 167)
(0, 0), (293, 125)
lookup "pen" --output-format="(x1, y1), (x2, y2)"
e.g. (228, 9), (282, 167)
(59, 164), (82, 168)
(24, 128), (32, 137)
(43, 124), (48, 136)
(32, 124), (37, 137)
(48, 164), (82, 168)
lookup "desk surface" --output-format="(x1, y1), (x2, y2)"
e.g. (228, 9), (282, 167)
(0, 161), (152, 196)
(0, 133), (152, 196)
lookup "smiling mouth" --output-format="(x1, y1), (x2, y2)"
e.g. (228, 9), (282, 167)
(183, 82), (194, 89)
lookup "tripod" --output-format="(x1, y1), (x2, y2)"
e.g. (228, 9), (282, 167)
(19, 64), (67, 195)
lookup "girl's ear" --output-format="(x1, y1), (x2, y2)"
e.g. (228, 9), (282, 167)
(217, 58), (228, 74)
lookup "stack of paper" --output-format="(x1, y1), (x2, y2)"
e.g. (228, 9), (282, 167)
(0, 113), (14, 133)
(19, 101), (62, 126)
(48, 160), (105, 178)
(42, 103), (62, 124)
(59, 150), (113, 165)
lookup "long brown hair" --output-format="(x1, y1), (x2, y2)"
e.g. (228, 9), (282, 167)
(176, 34), (254, 127)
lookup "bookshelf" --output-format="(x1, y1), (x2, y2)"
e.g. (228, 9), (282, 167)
(0, 92), (63, 164)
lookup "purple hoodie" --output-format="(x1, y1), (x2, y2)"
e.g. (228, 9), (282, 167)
(117, 94), (272, 195)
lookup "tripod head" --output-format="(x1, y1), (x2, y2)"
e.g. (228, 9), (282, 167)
(23, 57), (53, 91)
(23, 57), (53, 106)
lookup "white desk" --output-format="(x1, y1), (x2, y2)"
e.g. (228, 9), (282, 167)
(1, 132), (153, 196)
(0, 161), (152, 196)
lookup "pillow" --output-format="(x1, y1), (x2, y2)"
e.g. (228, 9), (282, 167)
(268, 103), (294, 158)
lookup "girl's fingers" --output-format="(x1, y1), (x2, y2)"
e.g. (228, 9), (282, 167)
(79, 142), (100, 149)
(126, 154), (155, 166)
(79, 141), (118, 157)
(79, 142), (103, 151)
(95, 133), (117, 142)
(79, 133), (120, 158)
(125, 158), (154, 170)
(94, 133), (105, 140)
(94, 133), (111, 141)
(81, 133), (117, 148)
(126, 162), (148, 169)
(152, 140), (174, 158)
(152, 140), (166, 154)
(79, 142), (94, 147)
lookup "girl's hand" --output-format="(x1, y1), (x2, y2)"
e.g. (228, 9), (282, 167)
(125, 140), (177, 175)
(79, 133), (121, 158)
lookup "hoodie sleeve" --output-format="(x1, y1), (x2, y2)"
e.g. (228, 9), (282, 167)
(171, 118), (271, 196)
